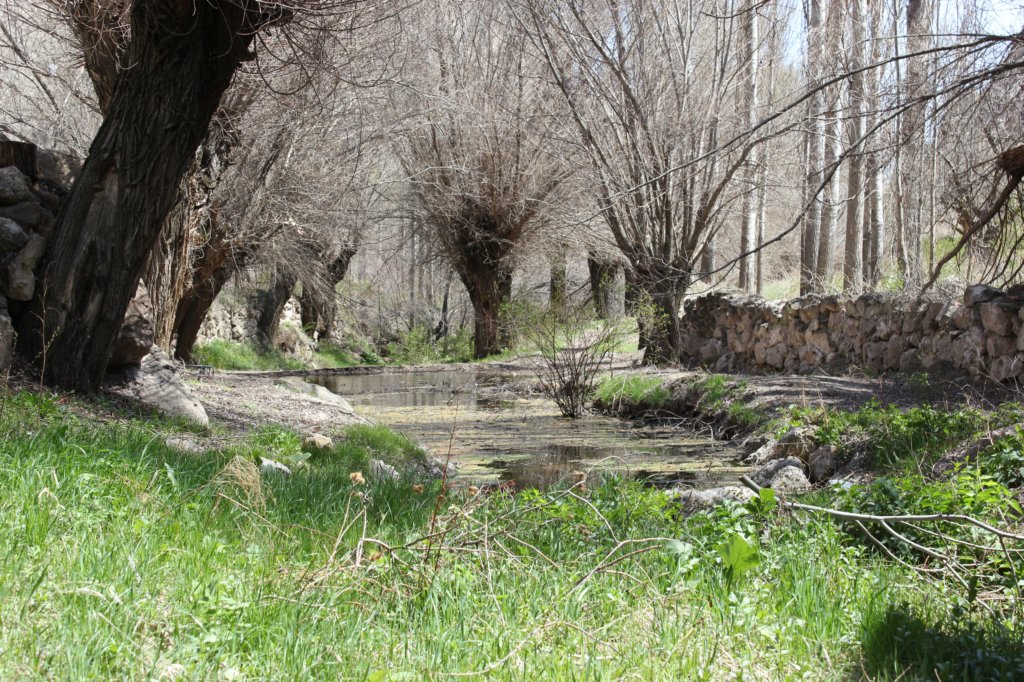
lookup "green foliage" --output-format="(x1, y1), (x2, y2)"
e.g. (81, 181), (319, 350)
(311, 342), (359, 369)
(782, 400), (982, 472)
(593, 375), (669, 408)
(982, 428), (1024, 488)
(384, 325), (474, 364)
(1, 390), (1021, 679)
(862, 601), (1024, 680)
(192, 339), (307, 371)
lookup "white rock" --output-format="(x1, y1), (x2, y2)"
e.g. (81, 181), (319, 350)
(113, 346), (209, 427)
(370, 459), (400, 481)
(260, 457), (292, 476)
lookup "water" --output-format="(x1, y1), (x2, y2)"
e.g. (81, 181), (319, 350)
(307, 369), (745, 489)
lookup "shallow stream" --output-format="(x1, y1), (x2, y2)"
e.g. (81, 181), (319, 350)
(308, 369), (745, 490)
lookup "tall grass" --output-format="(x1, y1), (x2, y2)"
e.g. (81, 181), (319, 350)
(0, 390), (1019, 679)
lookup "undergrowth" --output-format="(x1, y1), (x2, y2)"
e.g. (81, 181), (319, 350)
(191, 339), (360, 371)
(1, 389), (1021, 678)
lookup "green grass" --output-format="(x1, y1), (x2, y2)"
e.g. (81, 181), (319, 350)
(593, 374), (669, 407)
(191, 339), (360, 372)
(0, 390), (1020, 679)
(192, 339), (307, 371)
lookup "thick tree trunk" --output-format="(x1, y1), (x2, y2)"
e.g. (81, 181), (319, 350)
(144, 173), (193, 352)
(18, 2), (270, 391)
(299, 247), (357, 340)
(588, 254), (620, 319)
(172, 268), (231, 364)
(255, 270), (298, 348)
(459, 265), (512, 359)
(146, 120), (237, 351)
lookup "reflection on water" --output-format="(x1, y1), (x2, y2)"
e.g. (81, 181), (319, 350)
(307, 369), (744, 489)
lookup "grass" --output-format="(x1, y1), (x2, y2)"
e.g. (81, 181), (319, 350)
(191, 339), (360, 372)
(593, 374), (670, 408)
(2, 389), (1021, 678)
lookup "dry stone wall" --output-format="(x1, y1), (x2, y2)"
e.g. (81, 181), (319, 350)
(0, 144), (79, 374)
(679, 286), (1024, 382)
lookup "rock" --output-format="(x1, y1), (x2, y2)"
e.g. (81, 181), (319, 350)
(112, 346), (209, 427)
(980, 302), (1016, 337)
(5, 233), (45, 301)
(274, 377), (355, 412)
(34, 149), (81, 192)
(0, 216), (28, 252)
(776, 427), (818, 462)
(165, 435), (204, 454)
(108, 283), (155, 368)
(0, 312), (13, 373)
(0, 167), (34, 205)
(964, 284), (1004, 307)
(745, 438), (780, 466)
(808, 445), (838, 483)
(750, 456), (812, 493)
(259, 457), (292, 476)
(671, 485), (756, 513)
(0, 202), (47, 234)
(304, 433), (333, 451)
(990, 354), (1024, 382)
(370, 459), (400, 481)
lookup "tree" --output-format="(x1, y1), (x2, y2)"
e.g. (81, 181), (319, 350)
(527, 0), (772, 362)
(15, 1), (363, 391)
(401, 0), (568, 358)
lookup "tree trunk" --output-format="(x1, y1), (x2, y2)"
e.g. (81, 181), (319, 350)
(801, 0), (826, 294)
(146, 119), (237, 351)
(549, 249), (567, 318)
(18, 2), (272, 391)
(299, 247), (356, 340)
(172, 266), (231, 364)
(843, 0), (867, 292)
(588, 254), (620, 319)
(459, 265), (512, 359)
(738, 0), (759, 292)
(255, 270), (298, 348)
(900, 0), (932, 287)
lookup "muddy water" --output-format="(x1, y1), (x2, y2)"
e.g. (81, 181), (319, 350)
(308, 369), (745, 490)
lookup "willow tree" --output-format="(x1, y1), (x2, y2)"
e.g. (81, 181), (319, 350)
(15, 0), (367, 390)
(527, 0), (771, 362)
(401, 0), (567, 358)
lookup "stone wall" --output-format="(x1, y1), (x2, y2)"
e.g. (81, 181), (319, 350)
(0, 143), (80, 374)
(679, 285), (1024, 381)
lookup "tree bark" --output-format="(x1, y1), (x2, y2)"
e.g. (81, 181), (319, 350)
(18, 2), (281, 391)
(299, 247), (357, 340)
(255, 270), (298, 348)
(801, 0), (826, 294)
(738, 0), (759, 292)
(843, 0), (867, 292)
(459, 264), (512, 359)
(588, 254), (620, 319)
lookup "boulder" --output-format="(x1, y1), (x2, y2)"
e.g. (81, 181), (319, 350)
(303, 433), (334, 451)
(5, 234), (45, 301)
(108, 284), (155, 368)
(259, 457), (292, 476)
(671, 485), (756, 513)
(964, 284), (1004, 307)
(808, 445), (839, 483)
(750, 456), (812, 493)
(980, 302), (1017, 336)
(0, 216), (28, 252)
(0, 202), (49, 234)
(113, 346), (209, 427)
(370, 459), (400, 481)
(0, 167), (34, 205)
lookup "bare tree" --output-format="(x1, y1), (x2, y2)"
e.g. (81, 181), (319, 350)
(401, 0), (568, 358)
(526, 0), (774, 361)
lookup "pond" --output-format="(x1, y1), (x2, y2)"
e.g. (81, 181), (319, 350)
(307, 369), (745, 490)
